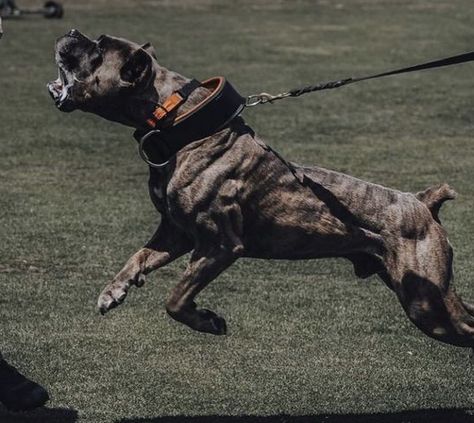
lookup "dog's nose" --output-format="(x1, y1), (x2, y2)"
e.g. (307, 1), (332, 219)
(68, 29), (80, 37)
(67, 29), (91, 42)
(63, 29), (93, 46)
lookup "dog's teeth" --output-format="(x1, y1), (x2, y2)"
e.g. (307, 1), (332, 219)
(60, 88), (68, 102)
(60, 82), (73, 102)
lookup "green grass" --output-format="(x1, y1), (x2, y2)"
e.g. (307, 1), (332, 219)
(1, 0), (474, 422)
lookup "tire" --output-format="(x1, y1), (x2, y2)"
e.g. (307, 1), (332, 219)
(44, 1), (63, 19)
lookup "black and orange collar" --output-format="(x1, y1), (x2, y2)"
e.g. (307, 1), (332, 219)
(134, 76), (246, 168)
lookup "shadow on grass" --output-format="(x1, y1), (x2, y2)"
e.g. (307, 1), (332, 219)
(0, 407), (78, 423)
(118, 408), (474, 423)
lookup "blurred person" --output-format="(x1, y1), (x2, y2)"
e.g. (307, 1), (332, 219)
(0, 16), (49, 412)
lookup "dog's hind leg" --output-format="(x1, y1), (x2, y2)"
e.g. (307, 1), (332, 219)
(98, 219), (192, 315)
(165, 245), (238, 335)
(395, 273), (474, 347)
(384, 228), (474, 348)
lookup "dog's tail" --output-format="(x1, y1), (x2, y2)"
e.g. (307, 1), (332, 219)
(416, 183), (457, 223)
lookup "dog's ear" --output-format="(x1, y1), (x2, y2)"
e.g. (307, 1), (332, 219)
(141, 42), (157, 60)
(120, 48), (153, 86)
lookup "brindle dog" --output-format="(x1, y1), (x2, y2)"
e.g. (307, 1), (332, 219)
(49, 30), (474, 348)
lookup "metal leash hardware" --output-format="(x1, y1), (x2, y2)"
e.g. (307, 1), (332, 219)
(245, 91), (291, 107)
(245, 78), (354, 107)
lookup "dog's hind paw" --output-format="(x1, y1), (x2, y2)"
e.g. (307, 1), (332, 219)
(197, 308), (227, 335)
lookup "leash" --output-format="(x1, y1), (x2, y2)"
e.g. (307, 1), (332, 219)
(245, 50), (474, 107)
(137, 49), (474, 168)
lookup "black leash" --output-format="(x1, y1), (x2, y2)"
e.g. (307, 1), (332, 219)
(246, 50), (474, 106)
(136, 50), (474, 168)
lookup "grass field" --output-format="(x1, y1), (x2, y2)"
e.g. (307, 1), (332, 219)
(1, 0), (474, 422)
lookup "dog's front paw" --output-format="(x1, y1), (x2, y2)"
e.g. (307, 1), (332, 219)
(97, 283), (129, 315)
(97, 273), (146, 315)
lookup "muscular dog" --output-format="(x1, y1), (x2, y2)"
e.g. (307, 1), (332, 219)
(48, 30), (474, 348)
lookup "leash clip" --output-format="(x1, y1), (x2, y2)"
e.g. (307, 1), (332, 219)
(245, 92), (291, 107)
(138, 130), (170, 169)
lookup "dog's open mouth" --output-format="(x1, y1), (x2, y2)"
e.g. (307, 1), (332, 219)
(47, 66), (75, 112)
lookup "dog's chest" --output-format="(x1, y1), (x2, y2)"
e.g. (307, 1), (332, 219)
(148, 170), (169, 213)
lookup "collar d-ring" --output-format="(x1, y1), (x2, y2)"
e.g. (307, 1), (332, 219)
(138, 130), (170, 168)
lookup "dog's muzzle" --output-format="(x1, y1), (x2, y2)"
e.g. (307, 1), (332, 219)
(47, 30), (92, 112)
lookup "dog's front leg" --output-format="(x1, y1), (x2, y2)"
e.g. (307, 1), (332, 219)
(165, 246), (237, 335)
(98, 219), (192, 314)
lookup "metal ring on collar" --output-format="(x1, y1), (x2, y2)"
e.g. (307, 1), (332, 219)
(138, 130), (170, 168)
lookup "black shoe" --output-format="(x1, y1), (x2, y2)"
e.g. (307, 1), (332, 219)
(0, 359), (49, 412)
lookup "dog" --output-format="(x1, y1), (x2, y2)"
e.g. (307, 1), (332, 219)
(48, 29), (474, 348)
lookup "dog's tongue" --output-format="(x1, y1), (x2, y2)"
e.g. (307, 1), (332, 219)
(49, 78), (62, 95)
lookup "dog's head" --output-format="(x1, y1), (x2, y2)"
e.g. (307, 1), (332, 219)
(48, 29), (157, 125)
